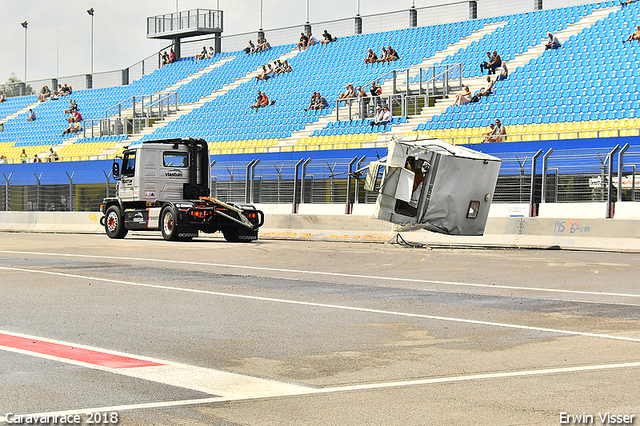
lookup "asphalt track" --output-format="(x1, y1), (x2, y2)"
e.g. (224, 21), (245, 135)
(0, 232), (639, 425)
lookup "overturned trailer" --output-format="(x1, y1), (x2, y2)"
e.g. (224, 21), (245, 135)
(364, 136), (502, 236)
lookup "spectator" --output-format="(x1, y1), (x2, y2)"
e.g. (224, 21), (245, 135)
(48, 148), (59, 162)
(20, 149), (27, 163)
(482, 123), (496, 142)
(257, 38), (271, 52)
(297, 33), (309, 51)
(365, 48), (378, 64)
(321, 30), (335, 44)
(169, 48), (176, 63)
(479, 51), (492, 74)
(195, 46), (207, 61)
(250, 91), (271, 109)
(308, 33), (319, 47)
(256, 65), (268, 81)
(621, 0), (639, 6)
(476, 76), (495, 98)
(387, 46), (399, 62)
(38, 86), (51, 102)
(338, 83), (357, 104)
(304, 92), (318, 111)
(545, 32), (561, 50)
(64, 99), (78, 115)
(72, 110), (83, 122)
(274, 60), (284, 74)
(370, 81), (383, 107)
(358, 85), (370, 116)
(488, 51), (502, 75)
(314, 93), (329, 110)
(622, 25), (640, 44)
(370, 106), (392, 128)
(0, 122), (4, 133)
(33, 153), (41, 163)
(206, 46), (214, 59)
(453, 86), (472, 106)
(27, 109), (36, 122)
(496, 62), (509, 81)
(377, 46), (389, 63)
(0, 155), (7, 164)
(63, 116), (82, 134)
(61, 84), (72, 96)
(282, 60), (292, 73)
(263, 64), (274, 80)
(0, 91), (6, 102)
(494, 119), (506, 142)
(161, 51), (170, 67)
(245, 40), (255, 54)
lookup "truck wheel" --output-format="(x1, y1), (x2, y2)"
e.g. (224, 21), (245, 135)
(105, 205), (128, 239)
(161, 206), (180, 241)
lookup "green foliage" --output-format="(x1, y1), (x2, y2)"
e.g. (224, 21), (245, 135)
(1, 73), (35, 97)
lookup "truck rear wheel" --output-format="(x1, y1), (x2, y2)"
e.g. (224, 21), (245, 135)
(161, 206), (180, 241)
(105, 205), (128, 239)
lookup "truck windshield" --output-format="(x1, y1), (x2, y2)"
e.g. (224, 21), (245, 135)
(121, 152), (136, 177)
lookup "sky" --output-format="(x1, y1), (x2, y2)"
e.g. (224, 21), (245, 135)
(0, 0), (590, 85)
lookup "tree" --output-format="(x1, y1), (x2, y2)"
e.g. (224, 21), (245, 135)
(1, 73), (35, 97)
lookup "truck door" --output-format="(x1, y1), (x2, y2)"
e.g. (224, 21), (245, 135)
(119, 151), (137, 202)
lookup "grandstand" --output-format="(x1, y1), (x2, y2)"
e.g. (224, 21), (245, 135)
(1, 0), (639, 212)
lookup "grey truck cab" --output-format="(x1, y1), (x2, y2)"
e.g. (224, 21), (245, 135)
(100, 138), (264, 241)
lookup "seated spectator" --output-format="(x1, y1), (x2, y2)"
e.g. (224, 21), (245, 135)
(338, 83), (357, 104)
(488, 51), (502, 75)
(257, 38), (271, 52)
(195, 46), (207, 61)
(622, 25), (640, 43)
(314, 93), (329, 110)
(245, 40), (255, 54)
(364, 48), (378, 64)
(169, 48), (176, 63)
(308, 33), (319, 47)
(256, 65), (268, 81)
(377, 46), (389, 63)
(48, 148), (59, 162)
(72, 110), (83, 122)
(497, 62), (509, 81)
(282, 60), (292, 73)
(63, 116), (82, 134)
(304, 92), (318, 111)
(250, 91), (271, 109)
(0, 155), (7, 164)
(475, 76), (495, 98)
(321, 29), (335, 44)
(161, 51), (170, 67)
(494, 119), (506, 142)
(479, 51), (491, 74)
(0, 91), (5, 102)
(206, 46), (214, 59)
(64, 99), (78, 114)
(61, 84), (72, 96)
(38, 86), (51, 102)
(370, 106), (392, 128)
(370, 81), (383, 107)
(0, 122), (4, 132)
(453, 86), (472, 106)
(27, 109), (36, 122)
(387, 46), (399, 62)
(263, 64), (274, 80)
(33, 154), (41, 163)
(482, 123), (496, 142)
(545, 32), (561, 50)
(297, 33), (309, 51)
(273, 60), (284, 74)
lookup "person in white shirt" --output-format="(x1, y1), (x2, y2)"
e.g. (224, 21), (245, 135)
(308, 34), (319, 46)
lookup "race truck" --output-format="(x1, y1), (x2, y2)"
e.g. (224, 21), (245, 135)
(100, 138), (264, 242)
(364, 136), (502, 236)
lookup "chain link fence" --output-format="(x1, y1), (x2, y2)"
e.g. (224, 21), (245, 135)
(2, 143), (639, 212)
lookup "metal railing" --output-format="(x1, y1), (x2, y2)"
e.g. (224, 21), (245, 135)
(147, 9), (223, 38)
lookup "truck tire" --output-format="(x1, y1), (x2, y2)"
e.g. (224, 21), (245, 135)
(223, 228), (258, 243)
(105, 205), (128, 239)
(161, 206), (180, 241)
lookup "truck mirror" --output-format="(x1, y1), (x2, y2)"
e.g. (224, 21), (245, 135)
(112, 162), (120, 180)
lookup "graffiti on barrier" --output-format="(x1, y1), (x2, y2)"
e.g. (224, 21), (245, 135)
(554, 219), (591, 234)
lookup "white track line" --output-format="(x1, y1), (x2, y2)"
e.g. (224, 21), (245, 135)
(1, 265), (639, 344)
(1, 250), (640, 301)
(2, 360), (640, 423)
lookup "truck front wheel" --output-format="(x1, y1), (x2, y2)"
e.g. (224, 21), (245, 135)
(105, 205), (128, 239)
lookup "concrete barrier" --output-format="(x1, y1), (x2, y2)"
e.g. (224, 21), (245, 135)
(1, 203), (639, 252)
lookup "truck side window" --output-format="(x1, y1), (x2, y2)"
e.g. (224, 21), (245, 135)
(163, 152), (188, 168)
(121, 153), (136, 177)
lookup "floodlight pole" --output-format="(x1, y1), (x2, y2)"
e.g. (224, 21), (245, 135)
(87, 8), (95, 77)
(21, 21), (28, 83)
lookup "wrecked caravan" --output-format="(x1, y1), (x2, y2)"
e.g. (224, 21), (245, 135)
(364, 137), (501, 236)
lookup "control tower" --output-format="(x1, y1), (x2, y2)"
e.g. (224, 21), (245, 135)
(147, 9), (223, 60)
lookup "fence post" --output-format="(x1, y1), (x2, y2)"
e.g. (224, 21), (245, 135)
(3, 172), (12, 211)
(346, 156), (358, 214)
(33, 173), (42, 211)
(292, 158), (305, 213)
(65, 171), (75, 211)
(355, 156), (366, 204)
(529, 149), (543, 217)
(103, 170), (111, 199)
(274, 164), (284, 203)
(607, 145), (620, 218)
(617, 143), (629, 203)
(301, 158), (311, 204)
(541, 148), (553, 203)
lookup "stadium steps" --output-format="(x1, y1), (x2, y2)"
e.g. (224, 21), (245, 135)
(275, 22), (507, 146)
(390, 4), (621, 136)
(114, 48), (303, 147)
(157, 56), (236, 98)
(379, 21), (508, 97)
(0, 100), (41, 126)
